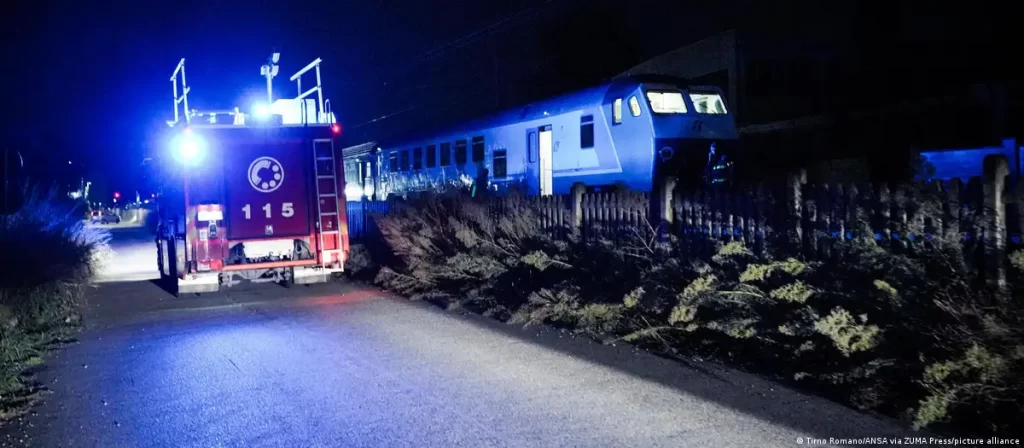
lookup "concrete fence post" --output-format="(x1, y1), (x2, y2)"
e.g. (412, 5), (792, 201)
(660, 177), (677, 226)
(983, 154), (1010, 292)
(570, 182), (586, 230)
(787, 169), (807, 251)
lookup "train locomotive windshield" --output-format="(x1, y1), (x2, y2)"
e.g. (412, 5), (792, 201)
(690, 93), (728, 114)
(646, 91), (687, 114)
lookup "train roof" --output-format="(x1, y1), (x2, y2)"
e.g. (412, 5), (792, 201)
(339, 141), (378, 159)
(383, 75), (701, 147)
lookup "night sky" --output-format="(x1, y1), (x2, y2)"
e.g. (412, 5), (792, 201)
(1, 0), (763, 193)
(1, 1), (1016, 196)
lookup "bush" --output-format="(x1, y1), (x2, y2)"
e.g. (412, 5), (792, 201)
(344, 243), (381, 282)
(909, 252), (1024, 434)
(370, 189), (1023, 438)
(374, 191), (582, 317)
(0, 186), (109, 418)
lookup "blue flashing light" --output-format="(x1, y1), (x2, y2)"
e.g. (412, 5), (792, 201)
(253, 103), (270, 120)
(180, 140), (199, 159)
(171, 130), (205, 164)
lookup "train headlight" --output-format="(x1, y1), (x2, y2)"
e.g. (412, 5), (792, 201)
(344, 182), (364, 201)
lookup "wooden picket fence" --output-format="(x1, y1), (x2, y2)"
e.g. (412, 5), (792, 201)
(344, 154), (1020, 286)
(346, 180), (1017, 247)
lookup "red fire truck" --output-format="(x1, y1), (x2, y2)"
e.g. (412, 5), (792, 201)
(155, 54), (349, 295)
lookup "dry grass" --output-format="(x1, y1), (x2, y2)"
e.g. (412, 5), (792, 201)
(1, 186), (109, 419)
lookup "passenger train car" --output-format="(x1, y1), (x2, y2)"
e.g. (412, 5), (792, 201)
(346, 75), (739, 199)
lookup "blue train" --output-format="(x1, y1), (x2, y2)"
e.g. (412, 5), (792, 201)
(345, 75), (739, 199)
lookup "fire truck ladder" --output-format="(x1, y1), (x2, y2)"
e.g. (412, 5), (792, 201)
(314, 139), (343, 270)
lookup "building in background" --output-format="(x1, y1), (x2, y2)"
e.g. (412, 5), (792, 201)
(617, 5), (1020, 182)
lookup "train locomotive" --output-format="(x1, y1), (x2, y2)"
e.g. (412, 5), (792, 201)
(345, 75), (740, 200)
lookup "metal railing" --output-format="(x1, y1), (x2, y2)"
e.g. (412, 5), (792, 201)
(168, 59), (191, 127)
(166, 53), (337, 128)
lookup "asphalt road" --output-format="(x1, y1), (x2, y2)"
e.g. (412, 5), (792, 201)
(1, 228), (918, 447)
(91, 223), (160, 283)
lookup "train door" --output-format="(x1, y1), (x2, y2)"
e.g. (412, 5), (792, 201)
(538, 126), (553, 196)
(527, 125), (554, 196)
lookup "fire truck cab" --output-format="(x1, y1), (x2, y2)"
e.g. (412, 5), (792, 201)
(156, 55), (349, 295)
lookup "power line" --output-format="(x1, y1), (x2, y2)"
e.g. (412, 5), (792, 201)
(412, 0), (561, 63)
(341, 0), (565, 92)
(348, 0), (618, 133)
(351, 54), (566, 133)
(350, 105), (421, 130)
(348, 1), (575, 129)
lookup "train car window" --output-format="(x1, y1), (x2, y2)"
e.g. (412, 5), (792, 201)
(629, 96), (641, 117)
(400, 149), (410, 172)
(413, 147), (423, 170)
(493, 150), (507, 179)
(580, 115), (595, 149)
(344, 160), (359, 183)
(440, 142), (452, 166)
(613, 98), (623, 124)
(426, 144), (437, 168)
(646, 91), (687, 114)
(471, 136), (485, 163)
(690, 93), (728, 114)
(389, 152), (398, 173)
(455, 140), (467, 165)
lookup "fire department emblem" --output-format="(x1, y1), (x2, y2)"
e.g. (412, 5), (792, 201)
(248, 156), (284, 193)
